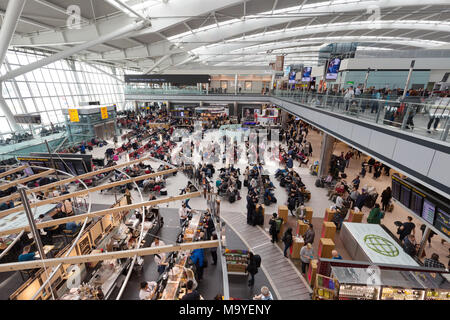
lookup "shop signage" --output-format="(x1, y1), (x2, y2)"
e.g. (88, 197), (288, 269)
(68, 109), (79, 122)
(100, 107), (108, 119)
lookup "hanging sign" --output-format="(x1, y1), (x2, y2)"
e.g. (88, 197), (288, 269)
(68, 109), (79, 122)
(101, 107), (109, 119)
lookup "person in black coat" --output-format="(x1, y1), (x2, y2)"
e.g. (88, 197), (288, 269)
(380, 187), (392, 211)
(246, 194), (256, 225)
(246, 252), (259, 286)
(282, 227), (293, 258)
(269, 213), (279, 243)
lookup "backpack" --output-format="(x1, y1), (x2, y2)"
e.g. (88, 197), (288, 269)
(254, 255), (261, 268)
(275, 218), (283, 233)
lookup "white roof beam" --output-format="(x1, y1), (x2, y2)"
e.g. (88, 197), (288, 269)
(32, 0), (90, 23)
(0, 20), (147, 82)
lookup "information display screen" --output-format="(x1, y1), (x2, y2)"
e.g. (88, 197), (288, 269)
(392, 179), (401, 200)
(434, 208), (450, 237)
(410, 190), (423, 216)
(400, 185), (411, 208)
(421, 199), (436, 225)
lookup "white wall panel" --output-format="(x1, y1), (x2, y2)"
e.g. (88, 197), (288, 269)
(351, 125), (372, 148)
(392, 139), (435, 176)
(427, 151), (450, 188)
(368, 130), (397, 159)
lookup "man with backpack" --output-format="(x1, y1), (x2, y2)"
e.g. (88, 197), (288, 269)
(269, 213), (283, 243)
(246, 251), (261, 286)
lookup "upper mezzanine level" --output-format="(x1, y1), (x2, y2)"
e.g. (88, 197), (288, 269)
(125, 88), (450, 199)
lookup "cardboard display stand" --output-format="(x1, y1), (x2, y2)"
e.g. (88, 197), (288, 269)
(278, 205), (288, 223)
(321, 221), (336, 240)
(291, 236), (304, 259)
(324, 208), (336, 222)
(297, 220), (308, 236)
(307, 259), (318, 287)
(305, 207), (313, 222)
(318, 238), (335, 259)
(348, 210), (364, 223)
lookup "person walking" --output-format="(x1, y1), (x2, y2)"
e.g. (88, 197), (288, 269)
(269, 213), (281, 243)
(282, 227), (293, 258)
(380, 187), (392, 211)
(398, 216), (416, 242)
(367, 204), (384, 224)
(300, 243), (314, 274)
(190, 248), (205, 281)
(246, 252), (260, 286)
(303, 223), (315, 245)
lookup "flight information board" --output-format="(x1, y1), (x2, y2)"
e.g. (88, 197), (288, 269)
(422, 199), (436, 225)
(434, 208), (450, 238)
(400, 185), (411, 208)
(410, 190), (424, 216)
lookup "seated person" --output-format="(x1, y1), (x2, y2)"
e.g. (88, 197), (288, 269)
(18, 245), (37, 262)
(65, 222), (81, 233)
(181, 280), (201, 300)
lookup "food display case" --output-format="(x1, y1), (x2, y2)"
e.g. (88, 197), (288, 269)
(330, 266), (449, 300)
(224, 249), (249, 275)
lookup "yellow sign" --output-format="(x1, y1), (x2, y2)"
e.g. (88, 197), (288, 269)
(68, 109), (79, 122)
(101, 107), (108, 119)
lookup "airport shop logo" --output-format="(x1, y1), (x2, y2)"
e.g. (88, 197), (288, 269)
(363, 234), (399, 257)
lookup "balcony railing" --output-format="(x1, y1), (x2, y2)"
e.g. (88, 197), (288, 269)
(124, 86), (449, 142)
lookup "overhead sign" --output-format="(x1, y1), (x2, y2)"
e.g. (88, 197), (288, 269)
(124, 74), (211, 85)
(275, 56), (284, 71)
(13, 113), (41, 125)
(68, 109), (79, 122)
(100, 107), (108, 119)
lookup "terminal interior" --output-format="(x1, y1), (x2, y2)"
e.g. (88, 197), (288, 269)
(0, 0), (449, 301)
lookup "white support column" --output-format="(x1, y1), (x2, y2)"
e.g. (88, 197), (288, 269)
(0, 0), (26, 66)
(0, 20), (147, 82)
(0, 0), (26, 133)
(234, 74), (238, 94)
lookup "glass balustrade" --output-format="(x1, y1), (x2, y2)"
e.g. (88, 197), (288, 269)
(123, 86), (449, 142)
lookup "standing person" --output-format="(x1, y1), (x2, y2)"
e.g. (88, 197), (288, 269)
(345, 151), (353, 168)
(282, 227), (293, 258)
(424, 253), (446, 269)
(139, 281), (157, 300)
(303, 223), (315, 246)
(246, 252), (260, 286)
(380, 187), (392, 211)
(352, 175), (360, 190)
(151, 238), (167, 275)
(269, 213), (280, 243)
(178, 203), (191, 226)
(210, 233), (218, 265)
(398, 216), (416, 242)
(355, 190), (369, 211)
(367, 204), (384, 224)
(420, 224), (436, 248)
(190, 248), (205, 281)
(181, 280), (201, 300)
(246, 193), (256, 225)
(253, 286), (273, 300)
(402, 234), (417, 257)
(300, 243), (314, 274)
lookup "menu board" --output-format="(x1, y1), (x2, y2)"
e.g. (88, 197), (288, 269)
(400, 185), (411, 207)
(421, 199), (436, 225)
(410, 191), (424, 216)
(434, 208), (450, 237)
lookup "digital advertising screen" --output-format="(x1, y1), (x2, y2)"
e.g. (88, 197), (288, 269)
(422, 199), (436, 225)
(434, 208), (449, 237)
(288, 71), (297, 84)
(301, 67), (312, 82)
(326, 57), (341, 80)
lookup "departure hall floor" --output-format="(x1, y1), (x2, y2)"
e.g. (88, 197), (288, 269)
(85, 124), (450, 289)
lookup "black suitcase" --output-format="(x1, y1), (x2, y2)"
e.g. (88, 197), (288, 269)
(229, 194), (236, 203)
(160, 189), (168, 196)
(244, 179), (248, 187)
(237, 180), (242, 190)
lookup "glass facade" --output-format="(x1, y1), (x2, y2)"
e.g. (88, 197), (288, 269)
(0, 48), (134, 139)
